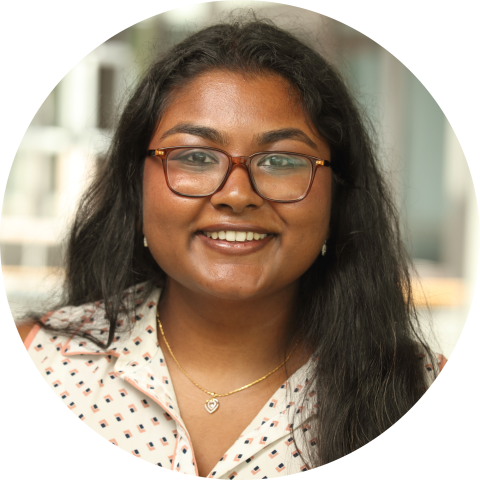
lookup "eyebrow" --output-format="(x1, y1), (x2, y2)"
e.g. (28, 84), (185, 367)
(255, 128), (317, 149)
(159, 123), (317, 149)
(159, 123), (229, 146)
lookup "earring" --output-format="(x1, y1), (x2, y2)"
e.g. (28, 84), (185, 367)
(321, 240), (327, 256)
(144, 236), (148, 248)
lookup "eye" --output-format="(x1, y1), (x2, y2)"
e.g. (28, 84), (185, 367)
(256, 154), (308, 169)
(169, 148), (221, 165)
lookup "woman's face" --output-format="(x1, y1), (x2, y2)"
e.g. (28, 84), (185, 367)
(143, 71), (331, 300)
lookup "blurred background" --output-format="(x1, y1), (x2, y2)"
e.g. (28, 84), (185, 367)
(1, 1), (477, 358)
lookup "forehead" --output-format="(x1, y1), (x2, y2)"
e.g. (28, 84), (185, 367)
(155, 70), (311, 137)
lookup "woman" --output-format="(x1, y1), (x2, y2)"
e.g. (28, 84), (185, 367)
(20, 18), (444, 478)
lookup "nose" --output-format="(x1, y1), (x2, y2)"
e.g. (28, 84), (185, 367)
(210, 164), (264, 213)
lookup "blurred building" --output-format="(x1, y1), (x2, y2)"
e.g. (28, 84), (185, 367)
(1, 2), (477, 358)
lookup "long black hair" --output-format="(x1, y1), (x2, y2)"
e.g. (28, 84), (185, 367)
(33, 16), (436, 468)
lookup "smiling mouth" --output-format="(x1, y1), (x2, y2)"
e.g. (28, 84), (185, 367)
(196, 229), (273, 254)
(202, 230), (269, 242)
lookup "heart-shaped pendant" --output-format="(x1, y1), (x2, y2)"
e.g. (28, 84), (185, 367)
(205, 397), (219, 414)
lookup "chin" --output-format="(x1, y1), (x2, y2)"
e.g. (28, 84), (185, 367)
(204, 288), (263, 301)
(165, 264), (283, 301)
(188, 273), (271, 301)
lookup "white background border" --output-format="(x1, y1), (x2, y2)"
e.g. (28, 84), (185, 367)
(1, 0), (478, 478)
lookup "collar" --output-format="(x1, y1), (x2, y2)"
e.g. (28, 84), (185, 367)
(44, 282), (161, 362)
(46, 282), (318, 477)
(47, 283), (182, 417)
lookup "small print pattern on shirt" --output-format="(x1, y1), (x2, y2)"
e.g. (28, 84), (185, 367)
(26, 283), (445, 478)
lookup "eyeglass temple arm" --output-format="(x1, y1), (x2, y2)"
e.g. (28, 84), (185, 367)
(147, 149), (167, 158)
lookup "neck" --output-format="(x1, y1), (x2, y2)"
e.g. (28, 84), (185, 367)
(156, 278), (302, 382)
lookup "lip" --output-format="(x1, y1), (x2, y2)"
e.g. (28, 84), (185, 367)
(197, 223), (274, 234)
(195, 231), (275, 255)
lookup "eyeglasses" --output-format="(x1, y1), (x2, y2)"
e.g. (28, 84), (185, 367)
(146, 146), (331, 203)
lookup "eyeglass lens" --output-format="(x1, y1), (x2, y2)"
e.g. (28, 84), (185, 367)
(165, 147), (313, 201)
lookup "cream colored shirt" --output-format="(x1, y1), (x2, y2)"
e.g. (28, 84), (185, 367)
(25, 283), (441, 478)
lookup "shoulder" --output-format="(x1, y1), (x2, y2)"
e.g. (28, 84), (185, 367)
(36, 281), (155, 326)
(24, 282), (162, 404)
(23, 283), (160, 357)
(437, 353), (447, 372)
(420, 350), (447, 373)
(17, 321), (36, 344)
(419, 348), (448, 388)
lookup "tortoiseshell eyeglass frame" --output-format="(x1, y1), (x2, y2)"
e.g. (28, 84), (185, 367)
(146, 146), (331, 203)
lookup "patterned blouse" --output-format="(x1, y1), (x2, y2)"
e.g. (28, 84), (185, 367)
(25, 283), (445, 478)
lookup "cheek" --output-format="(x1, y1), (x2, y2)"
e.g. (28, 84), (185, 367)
(143, 159), (194, 224)
(142, 160), (168, 228)
(142, 160), (187, 255)
(286, 173), (331, 236)
(142, 160), (205, 270)
(277, 174), (331, 268)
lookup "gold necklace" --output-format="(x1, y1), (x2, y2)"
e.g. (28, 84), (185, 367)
(156, 311), (299, 414)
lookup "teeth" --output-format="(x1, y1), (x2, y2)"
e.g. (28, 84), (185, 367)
(235, 231), (247, 242)
(203, 231), (268, 242)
